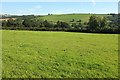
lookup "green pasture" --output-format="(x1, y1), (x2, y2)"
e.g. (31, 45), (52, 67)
(2, 30), (118, 78)
(36, 14), (108, 23)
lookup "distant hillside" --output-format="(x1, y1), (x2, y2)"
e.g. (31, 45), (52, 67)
(36, 14), (108, 23)
(0, 14), (13, 18)
(0, 18), (16, 21)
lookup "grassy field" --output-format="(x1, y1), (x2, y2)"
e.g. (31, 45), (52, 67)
(2, 30), (118, 78)
(36, 14), (108, 23)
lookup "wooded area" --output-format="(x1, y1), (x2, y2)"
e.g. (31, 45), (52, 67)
(1, 14), (119, 33)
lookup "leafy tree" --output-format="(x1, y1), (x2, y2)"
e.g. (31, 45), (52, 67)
(70, 19), (75, 22)
(77, 23), (83, 29)
(23, 19), (32, 27)
(88, 15), (99, 31)
(107, 14), (118, 31)
(72, 19), (75, 22)
(2, 21), (7, 27)
(2, 14), (119, 33)
(71, 23), (77, 28)
(43, 20), (54, 28)
(54, 21), (70, 29)
(77, 19), (82, 22)
(15, 19), (24, 27)
(55, 21), (61, 28)
(88, 15), (108, 31)
(99, 17), (108, 30)
(118, 14), (120, 31)
(7, 19), (16, 27)
(61, 22), (70, 28)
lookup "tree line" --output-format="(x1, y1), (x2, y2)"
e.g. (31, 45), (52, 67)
(1, 14), (119, 33)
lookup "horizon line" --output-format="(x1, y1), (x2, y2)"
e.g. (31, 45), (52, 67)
(1, 12), (118, 16)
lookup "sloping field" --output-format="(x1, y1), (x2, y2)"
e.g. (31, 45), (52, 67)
(2, 30), (118, 78)
(36, 14), (108, 23)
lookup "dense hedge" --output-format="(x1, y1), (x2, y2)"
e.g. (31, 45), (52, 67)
(1, 14), (120, 34)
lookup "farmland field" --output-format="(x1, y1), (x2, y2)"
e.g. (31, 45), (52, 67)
(2, 30), (118, 78)
(36, 14), (108, 23)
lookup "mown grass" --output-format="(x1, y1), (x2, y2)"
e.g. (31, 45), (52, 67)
(2, 30), (118, 78)
(36, 14), (108, 23)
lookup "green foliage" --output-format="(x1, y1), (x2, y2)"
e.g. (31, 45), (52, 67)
(107, 14), (118, 29)
(70, 19), (75, 22)
(118, 14), (120, 31)
(100, 17), (108, 29)
(71, 22), (83, 30)
(2, 14), (119, 33)
(23, 19), (32, 27)
(43, 20), (54, 28)
(5, 19), (23, 28)
(54, 21), (70, 28)
(7, 19), (16, 27)
(88, 16), (109, 32)
(2, 30), (118, 78)
(77, 19), (82, 22)
(2, 21), (7, 27)
(88, 15), (100, 31)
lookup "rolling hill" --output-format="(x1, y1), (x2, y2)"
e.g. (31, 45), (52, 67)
(36, 14), (108, 23)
